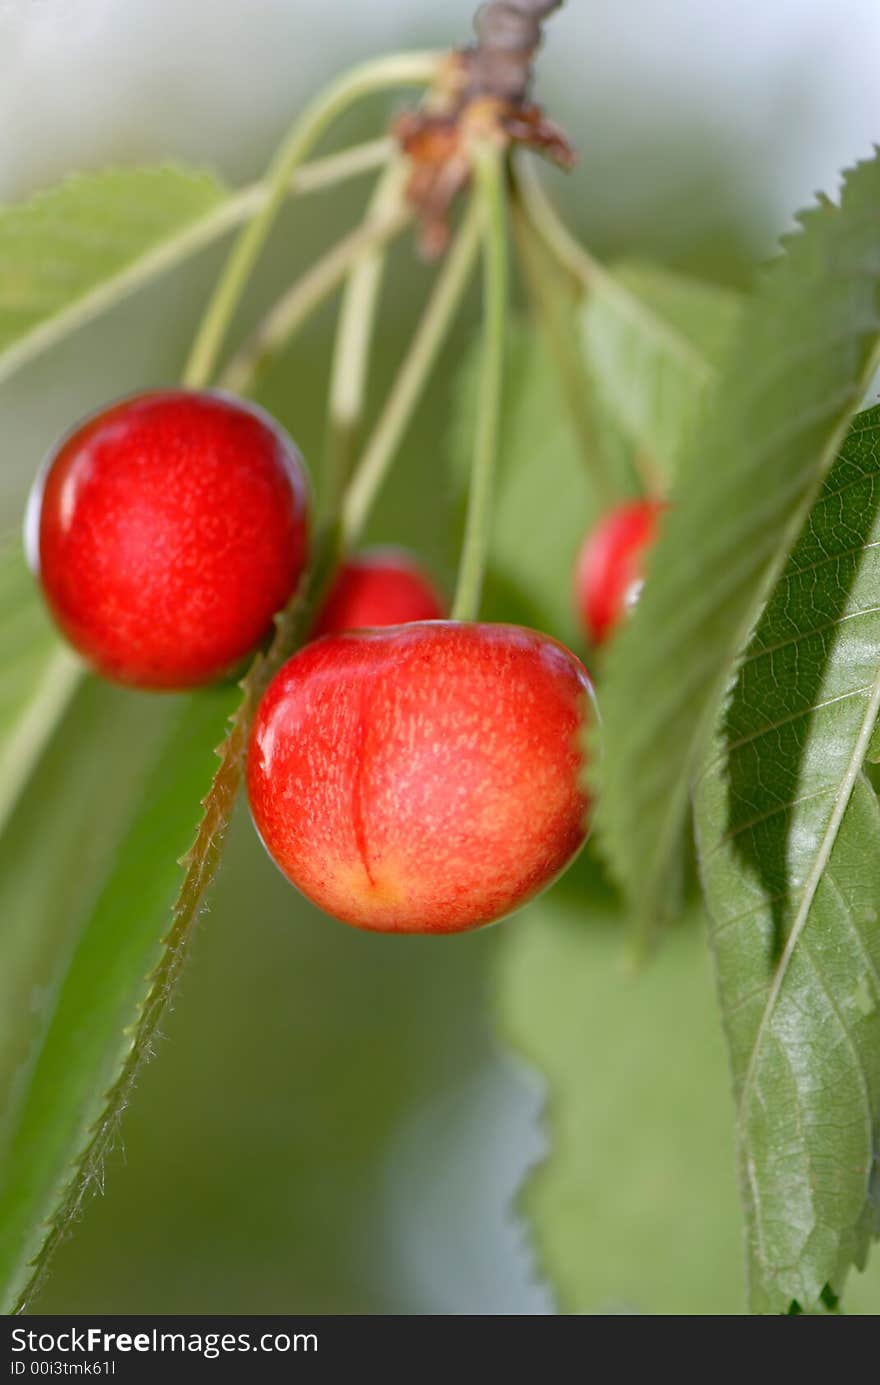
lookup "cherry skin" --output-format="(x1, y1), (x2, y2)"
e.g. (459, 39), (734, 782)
(574, 499), (664, 646)
(247, 621), (593, 934)
(29, 390), (309, 689)
(312, 547), (445, 637)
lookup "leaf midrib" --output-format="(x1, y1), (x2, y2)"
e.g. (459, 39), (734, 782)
(736, 667), (880, 1135)
(620, 344), (880, 904)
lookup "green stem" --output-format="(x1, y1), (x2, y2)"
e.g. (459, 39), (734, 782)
(510, 190), (616, 507)
(182, 50), (441, 389)
(219, 202), (411, 396)
(341, 197), (483, 546)
(513, 153), (604, 295)
(236, 136), (394, 212)
(450, 143), (508, 623)
(324, 159), (410, 507)
(514, 155), (666, 501)
(0, 139), (394, 391)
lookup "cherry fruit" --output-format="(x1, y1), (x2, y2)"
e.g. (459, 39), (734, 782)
(247, 621), (593, 934)
(574, 499), (663, 646)
(312, 547), (445, 637)
(29, 390), (309, 689)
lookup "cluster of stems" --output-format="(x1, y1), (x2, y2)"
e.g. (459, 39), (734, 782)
(182, 34), (596, 638)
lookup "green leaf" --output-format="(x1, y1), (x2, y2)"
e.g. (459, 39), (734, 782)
(0, 143), (390, 387)
(694, 411), (880, 1313)
(582, 260), (741, 480)
(0, 679), (234, 1311)
(5, 535), (334, 1311)
(594, 151), (880, 937)
(0, 166), (227, 384)
(0, 546), (82, 837)
(494, 874), (745, 1314)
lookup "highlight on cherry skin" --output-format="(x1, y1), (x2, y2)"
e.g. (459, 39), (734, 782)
(27, 389), (310, 690)
(247, 620), (594, 935)
(312, 547), (445, 637)
(574, 498), (664, 646)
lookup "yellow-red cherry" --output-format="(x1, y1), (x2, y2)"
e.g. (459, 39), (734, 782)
(247, 620), (593, 934)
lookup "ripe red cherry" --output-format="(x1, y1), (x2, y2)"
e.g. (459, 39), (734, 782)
(28, 390), (309, 689)
(574, 499), (664, 646)
(312, 547), (445, 637)
(247, 621), (593, 934)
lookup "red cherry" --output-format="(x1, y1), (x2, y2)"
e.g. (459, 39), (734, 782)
(28, 390), (309, 689)
(312, 547), (445, 638)
(247, 621), (593, 934)
(574, 499), (664, 646)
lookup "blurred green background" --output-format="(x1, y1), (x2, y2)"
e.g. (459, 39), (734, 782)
(3, 0), (880, 1314)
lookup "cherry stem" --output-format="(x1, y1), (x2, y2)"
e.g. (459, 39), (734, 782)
(340, 196), (483, 546)
(450, 142), (508, 623)
(510, 183), (616, 508)
(512, 153), (605, 295)
(231, 136), (394, 219)
(0, 140), (393, 392)
(219, 201), (411, 396)
(324, 159), (410, 510)
(182, 50), (442, 390)
(514, 156), (668, 503)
